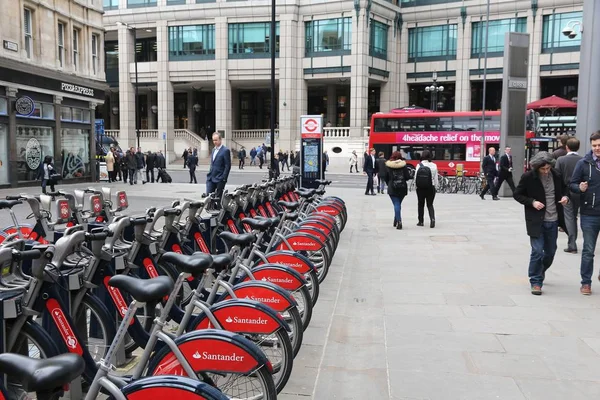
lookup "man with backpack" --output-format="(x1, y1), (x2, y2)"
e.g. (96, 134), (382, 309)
(414, 150), (438, 228)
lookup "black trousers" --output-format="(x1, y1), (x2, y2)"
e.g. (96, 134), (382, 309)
(417, 187), (436, 222)
(365, 172), (375, 194)
(482, 175), (497, 196)
(189, 166), (197, 183)
(146, 167), (155, 183)
(496, 173), (516, 194)
(239, 158), (245, 169)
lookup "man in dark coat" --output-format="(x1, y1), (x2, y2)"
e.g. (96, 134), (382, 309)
(496, 146), (516, 194)
(555, 137), (582, 254)
(363, 148), (379, 196)
(146, 151), (156, 183)
(514, 151), (570, 295)
(480, 147), (500, 200)
(126, 148), (137, 185)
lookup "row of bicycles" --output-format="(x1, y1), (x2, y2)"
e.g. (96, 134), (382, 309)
(408, 170), (485, 194)
(0, 174), (347, 399)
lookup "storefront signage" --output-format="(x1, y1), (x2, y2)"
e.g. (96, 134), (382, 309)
(25, 138), (42, 171)
(15, 96), (35, 117)
(3, 40), (18, 52)
(61, 82), (95, 97)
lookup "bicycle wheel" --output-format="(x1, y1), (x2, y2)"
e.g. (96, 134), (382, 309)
(6, 319), (60, 399)
(292, 285), (313, 331)
(281, 306), (304, 358)
(245, 329), (293, 393)
(73, 293), (117, 363)
(304, 248), (331, 284)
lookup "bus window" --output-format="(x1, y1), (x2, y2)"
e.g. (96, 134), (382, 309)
(393, 144), (467, 161)
(483, 116), (501, 131)
(438, 117), (453, 131)
(454, 116), (480, 131)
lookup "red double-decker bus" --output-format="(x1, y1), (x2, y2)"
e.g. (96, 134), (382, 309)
(369, 110), (539, 175)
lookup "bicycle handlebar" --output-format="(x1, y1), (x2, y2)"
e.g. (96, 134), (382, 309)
(12, 249), (42, 261)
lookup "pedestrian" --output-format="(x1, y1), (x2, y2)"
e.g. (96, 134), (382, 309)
(257, 147), (264, 169)
(480, 147), (500, 200)
(282, 151), (290, 171)
(555, 137), (582, 254)
(289, 151), (295, 168)
(105, 148), (115, 183)
(385, 151), (411, 230)
(569, 131), (600, 295)
(120, 151), (128, 183)
(182, 148), (189, 169)
(250, 147), (257, 166)
(146, 150), (156, 183)
(238, 147), (246, 169)
(188, 148), (198, 183)
(553, 135), (568, 159)
(363, 148), (378, 196)
(514, 151), (569, 296)
(206, 132), (231, 199)
(126, 148), (137, 185)
(278, 150), (285, 170)
(349, 150), (358, 173)
(272, 153), (281, 178)
(375, 152), (387, 194)
(496, 146), (516, 194)
(40, 155), (57, 194)
(136, 147), (146, 184)
(414, 150), (438, 228)
(323, 151), (329, 172)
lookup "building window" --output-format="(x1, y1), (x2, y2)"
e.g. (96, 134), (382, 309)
(105, 41), (119, 85)
(136, 38), (157, 62)
(408, 24), (458, 61)
(16, 126), (54, 182)
(542, 11), (582, 53)
(228, 22), (280, 58)
(472, 18), (526, 58)
(0, 97), (7, 115)
(127, 0), (156, 8)
(169, 25), (215, 60)
(24, 8), (33, 59)
(61, 128), (91, 179)
(401, 0), (460, 6)
(58, 23), (65, 68)
(92, 34), (99, 75)
(370, 20), (389, 60)
(305, 18), (351, 56)
(73, 29), (80, 70)
(103, 0), (119, 10)
(167, 0), (186, 4)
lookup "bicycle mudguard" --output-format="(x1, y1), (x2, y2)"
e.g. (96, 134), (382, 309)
(122, 376), (228, 400)
(275, 232), (325, 252)
(298, 220), (334, 237)
(219, 281), (298, 313)
(322, 195), (346, 206)
(293, 227), (328, 245)
(191, 298), (290, 334)
(303, 213), (337, 228)
(242, 263), (307, 291)
(2, 225), (48, 244)
(257, 251), (317, 274)
(148, 329), (270, 376)
(315, 203), (343, 217)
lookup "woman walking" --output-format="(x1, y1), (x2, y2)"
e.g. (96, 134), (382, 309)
(385, 151), (411, 229)
(349, 150), (359, 173)
(414, 150), (438, 228)
(41, 155), (57, 194)
(105, 148), (115, 182)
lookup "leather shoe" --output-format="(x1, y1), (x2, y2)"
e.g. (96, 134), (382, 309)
(564, 248), (578, 254)
(479, 193), (485, 200)
(492, 196), (500, 201)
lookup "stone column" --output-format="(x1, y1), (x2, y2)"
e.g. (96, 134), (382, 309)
(157, 20), (175, 161)
(109, 92), (119, 129)
(215, 17), (232, 149)
(53, 95), (63, 172)
(455, 17), (472, 111)
(380, 22), (401, 113)
(147, 92), (156, 130)
(398, 24), (410, 106)
(7, 87), (18, 187)
(350, 8), (370, 137)
(187, 90), (196, 134)
(326, 85), (337, 126)
(117, 25), (136, 148)
(527, 10), (543, 103)
(89, 102), (98, 182)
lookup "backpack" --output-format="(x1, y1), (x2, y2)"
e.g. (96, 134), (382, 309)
(415, 163), (433, 189)
(390, 170), (406, 192)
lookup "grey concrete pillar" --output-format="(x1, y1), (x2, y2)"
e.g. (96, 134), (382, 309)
(53, 95), (63, 171)
(7, 87), (18, 187)
(90, 102), (98, 182)
(327, 85), (336, 126)
(576, 0), (600, 155)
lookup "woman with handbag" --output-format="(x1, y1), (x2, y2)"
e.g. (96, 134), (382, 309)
(41, 155), (58, 194)
(385, 151), (412, 230)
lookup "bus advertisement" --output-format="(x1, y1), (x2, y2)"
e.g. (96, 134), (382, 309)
(369, 110), (539, 176)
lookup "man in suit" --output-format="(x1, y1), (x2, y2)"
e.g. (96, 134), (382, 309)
(514, 151), (569, 295)
(480, 147), (500, 201)
(556, 137), (583, 254)
(206, 132), (231, 198)
(496, 146), (516, 195)
(363, 147), (378, 196)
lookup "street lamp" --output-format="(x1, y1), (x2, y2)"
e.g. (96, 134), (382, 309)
(116, 21), (140, 149)
(424, 71), (444, 111)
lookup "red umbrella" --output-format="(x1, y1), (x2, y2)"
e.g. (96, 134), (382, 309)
(527, 95), (577, 115)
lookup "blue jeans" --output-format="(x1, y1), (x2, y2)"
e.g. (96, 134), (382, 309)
(528, 221), (558, 287)
(580, 214), (600, 285)
(389, 195), (404, 223)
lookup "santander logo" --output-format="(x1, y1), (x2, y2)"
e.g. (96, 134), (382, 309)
(292, 241), (316, 247)
(224, 315), (269, 325)
(261, 276), (294, 284)
(52, 308), (78, 350)
(191, 350), (245, 362)
(245, 294), (281, 304)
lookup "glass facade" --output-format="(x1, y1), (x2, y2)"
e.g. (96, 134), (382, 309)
(305, 18), (351, 56)
(228, 23), (280, 58)
(169, 25), (216, 60)
(408, 83), (456, 111)
(105, 41), (119, 86)
(127, 0), (156, 8)
(542, 11), (582, 53)
(408, 24), (457, 61)
(0, 97), (8, 115)
(0, 124), (7, 185)
(104, 0), (118, 10)
(16, 126), (54, 182)
(136, 38), (157, 62)
(472, 18), (527, 57)
(370, 20), (388, 60)
(471, 81), (503, 111)
(401, 0), (460, 6)
(61, 128), (90, 179)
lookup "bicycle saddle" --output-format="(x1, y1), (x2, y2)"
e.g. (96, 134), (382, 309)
(278, 201), (300, 211)
(315, 179), (332, 186)
(218, 232), (256, 247)
(241, 218), (272, 231)
(162, 252), (213, 276)
(0, 353), (84, 393)
(315, 188), (326, 195)
(283, 212), (299, 221)
(296, 189), (316, 198)
(255, 215), (281, 226)
(108, 275), (173, 303)
(212, 253), (234, 272)
(0, 200), (21, 210)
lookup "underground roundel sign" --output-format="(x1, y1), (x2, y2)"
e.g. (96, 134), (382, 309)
(301, 116), (323, 139)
